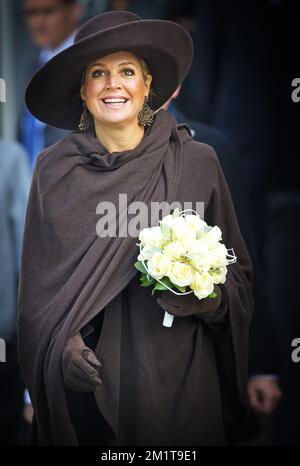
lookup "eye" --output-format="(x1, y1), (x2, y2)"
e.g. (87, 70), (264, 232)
(91, 69), (105, 78)
(122, 68), (135, 76)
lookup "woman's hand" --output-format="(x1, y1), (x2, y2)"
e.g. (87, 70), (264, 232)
(157, 285), (222, 318)
(62, 332), (102, 392)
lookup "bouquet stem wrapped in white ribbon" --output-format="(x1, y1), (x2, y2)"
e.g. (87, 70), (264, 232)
(135, 209), (237, 327)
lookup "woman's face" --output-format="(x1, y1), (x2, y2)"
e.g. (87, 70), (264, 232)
(80, 51), (152, 129)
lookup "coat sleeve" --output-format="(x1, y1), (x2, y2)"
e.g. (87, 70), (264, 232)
(203, 148), (253, 444)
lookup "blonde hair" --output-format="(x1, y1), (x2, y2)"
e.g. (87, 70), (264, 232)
(137, 56), (150, 81)
(136, 56), (155, 104)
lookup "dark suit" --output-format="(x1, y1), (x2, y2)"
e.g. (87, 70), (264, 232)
(174, 1), (275, 243)
(17, 51), (69, 168)
(173, 0), (300, 445)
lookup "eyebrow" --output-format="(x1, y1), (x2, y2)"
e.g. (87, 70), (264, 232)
(89, 61), (137, 68)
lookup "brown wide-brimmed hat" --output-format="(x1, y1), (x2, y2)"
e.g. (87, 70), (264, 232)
(25, 10), (193, 130)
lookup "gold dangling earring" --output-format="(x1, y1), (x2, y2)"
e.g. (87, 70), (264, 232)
(138, 96), (155, 128)
(78, 102), (90, 131)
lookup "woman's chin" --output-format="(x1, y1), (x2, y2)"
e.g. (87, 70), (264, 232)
(96, 114), (136, 127)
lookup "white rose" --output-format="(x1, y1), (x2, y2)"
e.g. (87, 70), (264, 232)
(187, 240), (211, 271)
(209, 265), (227, 284)
(184, 214), (207, 232)
(209, 243), (228, 268)
(189, 256), (212, 273)
(188, 239), (209, 256)
(137, 245), (159, 261)
(190, 271), (215, 299)
(139, 226), (164, 248)
(168, 261), (194, 287)
(163, 241), (186, 260)
(201, 226), (222, 247)
(170, 216), (186, 238)
(169, 217), (197, 249)
(159, 214), (174, 228)
(147, 252), (171, 280)
(179, 232), (198, 251)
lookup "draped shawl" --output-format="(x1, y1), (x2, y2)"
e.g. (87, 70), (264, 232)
(18, 109), (252, 445)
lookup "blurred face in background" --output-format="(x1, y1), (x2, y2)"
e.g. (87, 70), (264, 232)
(23, 0), (82, 49)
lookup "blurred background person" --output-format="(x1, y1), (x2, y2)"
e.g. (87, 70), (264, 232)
(163, 87), (282, 444)
(106, 0), (166, 18)
(0, 140), (31, 445)
(263, 1), (300, 447)
(164, 0), (299, 446)
(18, 0), (84, 170)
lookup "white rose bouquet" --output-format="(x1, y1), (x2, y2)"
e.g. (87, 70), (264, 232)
(134, 209), (236, 327)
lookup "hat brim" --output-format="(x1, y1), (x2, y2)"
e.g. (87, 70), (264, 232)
(25, 20), (193, 130)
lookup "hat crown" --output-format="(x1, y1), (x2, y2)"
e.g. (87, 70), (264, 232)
(75, 11), (141, 43)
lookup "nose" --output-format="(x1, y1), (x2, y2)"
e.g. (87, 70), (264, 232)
(105, 73), (122, 90)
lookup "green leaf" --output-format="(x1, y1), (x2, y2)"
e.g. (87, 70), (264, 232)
(134, 261), (148, 274)
(149, 276), (186, 294)
(208, 291), (217, 299)
(172, 208), (180, 218)
(158, 276), (173, 287)
(174, 284), (186, 293)
(160, 222), (171, 238)
(140, 280), (153, 288)
(151, 281), (169, 295)
(139, 275), (155, 287)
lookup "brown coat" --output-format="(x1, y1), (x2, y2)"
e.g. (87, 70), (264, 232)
(18, 109), (252, 445)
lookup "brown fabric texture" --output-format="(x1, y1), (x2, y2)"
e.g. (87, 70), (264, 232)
(18, 109), (252, 445)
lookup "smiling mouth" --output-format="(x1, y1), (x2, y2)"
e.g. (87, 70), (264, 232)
(101, 97), (129, 108)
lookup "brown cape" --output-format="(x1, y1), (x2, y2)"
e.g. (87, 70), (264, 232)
(18, 109), (252, 445)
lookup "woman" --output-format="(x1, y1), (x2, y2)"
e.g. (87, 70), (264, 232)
(18, 11), (253, 446)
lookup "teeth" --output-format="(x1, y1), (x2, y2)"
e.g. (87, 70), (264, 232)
(103, 98), (126, 103)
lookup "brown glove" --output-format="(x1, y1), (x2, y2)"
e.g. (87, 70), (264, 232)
(62, 332), (102, 392)
(157, 284), (223, 318)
